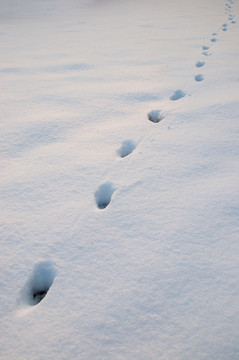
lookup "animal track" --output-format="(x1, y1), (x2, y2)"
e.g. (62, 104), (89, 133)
(95, 182), (115, 209)
(117, 140), (136, 158)
(170, 89), (186, 101)
(222, 23), (229, 31)
(18, 261), (56, 308)
(147, 109), (165, 123)
(196, 61), (205, 68)
(195, 74), (204, 82)
(202, 51), (211, 56)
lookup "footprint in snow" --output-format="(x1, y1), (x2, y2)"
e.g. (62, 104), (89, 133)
(202, 45), (210, 50)
(231, 20), (236, 23)
(147, 109), (165, 123)
(117, 140), (136, 158)
(195, 74), (204, 82)
(17, 261), (56, 308)
(95, 182), (115, 209)
(196, 61), (205, 68)
(211, 37), (217, 42)
(202, 51), (211, 56)
(170, 89), (186, 101)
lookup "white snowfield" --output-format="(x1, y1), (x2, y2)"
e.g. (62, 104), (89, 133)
(0, 0), (239, 359)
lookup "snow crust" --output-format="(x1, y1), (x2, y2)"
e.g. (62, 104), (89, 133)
(0, 0), (239, 359)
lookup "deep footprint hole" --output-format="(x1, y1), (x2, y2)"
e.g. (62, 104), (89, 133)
(147, 109), (165, 123)
(95, 182), (115, 209)
(18, 261), (56, 307)
(117, 140), (136, 158)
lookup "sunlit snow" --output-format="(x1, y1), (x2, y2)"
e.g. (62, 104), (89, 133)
(0, 0), (239, 359)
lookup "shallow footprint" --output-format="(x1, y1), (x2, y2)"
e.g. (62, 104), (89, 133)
(211, 37), (217, 42)
(202, 45), (210, 50)
(202, 51), (211, 56)
(196, 61), (205, 68)
(95, 182), (115, 209)
(170, 89), (186, 101)
(147, 109), (165, 123)
(195, 74), (204, 82)
(117, 140), (136, 158)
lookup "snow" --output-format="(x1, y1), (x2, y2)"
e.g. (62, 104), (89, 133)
(0, 0), (239, 359)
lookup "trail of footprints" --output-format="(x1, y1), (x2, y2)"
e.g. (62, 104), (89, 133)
(94, 140), (136, 210)
(18, 0), (237, 309)
(194, 0), (236, 85)
(148, 0), (236, 124)
(96, 0), (237, 211)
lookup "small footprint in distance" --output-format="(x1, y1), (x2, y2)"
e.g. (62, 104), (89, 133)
(195, 74), (204, 82)
(196, 61), (205, 68)
(222, 24), (228, 31)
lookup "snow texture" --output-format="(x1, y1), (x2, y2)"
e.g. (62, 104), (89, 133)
(0, 0), (239, 359)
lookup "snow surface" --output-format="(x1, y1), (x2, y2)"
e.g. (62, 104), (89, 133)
(0, 0), (239, 359)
